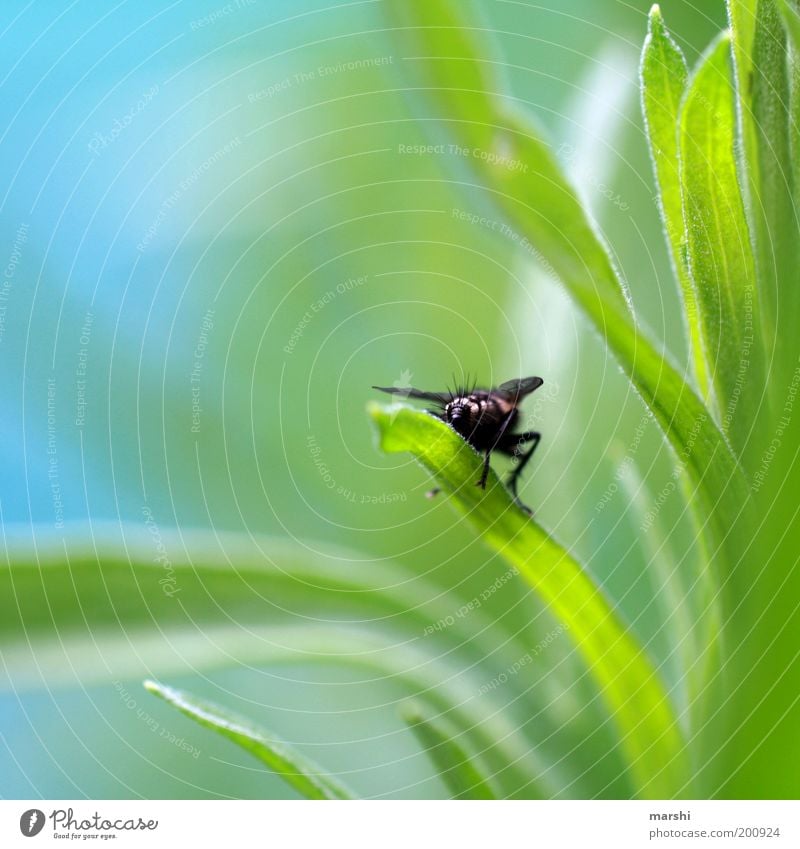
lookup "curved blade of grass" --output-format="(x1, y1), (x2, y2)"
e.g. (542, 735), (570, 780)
(386, 0), (747, 540)
(679, 31), (758, 449)
(370, 402), (688, 798)
(0, 525), (479, 667)
(388, 0), (629, 323)
(728, 0), (796, 370)
(401, 701), (496, 799)
(0, 524), (558, 691)
(0, 524), (562, 798)
(641, 6), (711, 400)
(144, 680), (352, 799)
(0, 523), (551, 657)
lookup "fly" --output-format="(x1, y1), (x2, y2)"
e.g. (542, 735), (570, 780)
(373, 376), (544, 512)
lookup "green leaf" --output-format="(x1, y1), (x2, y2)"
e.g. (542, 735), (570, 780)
(641, 6), (711, 399)
(728, 0), (796, 375)
(0, 526), (449, 664)
(386, 0), (747, 542)
(144, 680), (352, 799)
(401, 702), (497, 799)
(0, 525), (561, 798)
(389, 0), (628, 324)
(678, 31), (758, 447)
(370, 402), (688, 798)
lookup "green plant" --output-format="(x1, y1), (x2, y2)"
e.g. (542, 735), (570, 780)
(362, 0), (799, 798)
(4, 0), (799, 800)
(150, 0), (795, 797)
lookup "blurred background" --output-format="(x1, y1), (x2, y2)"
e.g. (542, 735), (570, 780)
(0, 0), (728, 799)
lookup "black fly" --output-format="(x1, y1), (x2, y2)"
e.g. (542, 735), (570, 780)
(372, 376), (544, 512)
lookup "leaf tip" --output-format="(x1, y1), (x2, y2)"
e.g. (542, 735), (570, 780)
(643, 4), (671, 57)
(399, 700), (425, 726)
(367, 400), (417, 454)
(366, 399), (384, 421)
(648, 4), (663, 32)
(143, 679), (173, 703)
(367, 400), (394, 441)
(143, 679), (182, 708)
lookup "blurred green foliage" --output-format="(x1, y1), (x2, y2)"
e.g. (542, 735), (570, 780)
(10, 0), (800, 801)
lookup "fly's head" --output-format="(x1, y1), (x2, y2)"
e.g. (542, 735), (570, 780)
(444, 395), (481, 437)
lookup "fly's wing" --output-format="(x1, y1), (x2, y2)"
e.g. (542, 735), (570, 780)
(372, 385), (450, 405)
(495, 377), (544, 401)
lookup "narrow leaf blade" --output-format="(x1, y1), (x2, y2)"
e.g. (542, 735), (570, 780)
(679, 32), (759, 446)
(370, 403), (688, 798)
(401, 702), (496, 799)
(144, 680), (353, 799)
(728, 0), (797, 378)
(0, 525), (562, 798)
(641, 5), (711, 398)
(386, 0), (747, 541)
